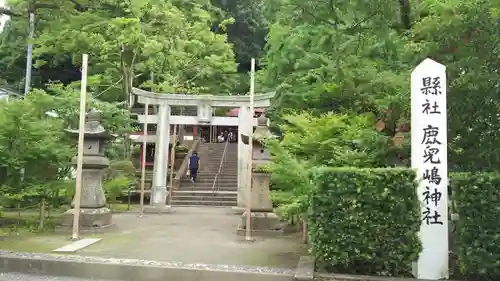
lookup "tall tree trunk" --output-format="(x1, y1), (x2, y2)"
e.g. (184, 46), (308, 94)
(398, 0), (411, 30)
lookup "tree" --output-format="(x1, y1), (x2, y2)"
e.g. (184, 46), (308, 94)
(408, 0), (500, 171)
(0, 91), (72, 230)
(261, 0), (500, 172)
(267, 112), (391, 218)
(27, 0), (236, 99)
(1, 0), (239, 98)
(0, 84), (132, 229)
(211, 0), (268, 69)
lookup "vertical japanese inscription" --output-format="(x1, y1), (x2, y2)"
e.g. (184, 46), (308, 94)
(420, 76), (444, 226)
(411, 58), (448, 279)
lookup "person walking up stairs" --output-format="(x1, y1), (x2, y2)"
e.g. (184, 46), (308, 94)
(188, 151), (200, 183)
(172, 141), (238, 206)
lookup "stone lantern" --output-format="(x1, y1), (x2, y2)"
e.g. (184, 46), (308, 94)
(251, 114), (272, 168)
(237, 114), (283, 236)
(61, 110), (113, 228)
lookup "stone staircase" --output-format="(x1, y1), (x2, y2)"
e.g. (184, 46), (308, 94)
(172, 142), (238, 206)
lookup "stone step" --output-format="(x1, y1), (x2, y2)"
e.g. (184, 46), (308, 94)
(184, 172), (237, 176)
(173, 190), (237, 196)
(180, 184), (237, 189)
(202, 164), (237, 167)
(200, 168), (237, 170)
(203, 162), (238, 165)
(186, 173), (237, 177)
(200, 171), (237, 173)
(191, 166), (238, 169)
(180, 178), (236, 183)
(170, 200), (237, 207)
(196, 176), (238, 180)
(195, 174), (238, 178)
(199, 164), (238, 167)
(199, 163), (238, 167)
(172, 195), (237, 202)
(200, 162), (238, 165)
(195, 176), (237, 180)
(182, 179), (237, 184)
(178, 186), (237, 191)
(203, 166), (238, 168)
(188, 171), (238, 175)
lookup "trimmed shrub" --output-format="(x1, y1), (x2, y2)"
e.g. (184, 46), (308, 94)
(309, 167), (421, 276)
(451, 173), (500, 281)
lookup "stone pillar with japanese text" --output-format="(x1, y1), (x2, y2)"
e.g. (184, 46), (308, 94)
(411, 58), (448, 279)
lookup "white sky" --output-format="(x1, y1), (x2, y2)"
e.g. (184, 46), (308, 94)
(0, 0), (9, 32)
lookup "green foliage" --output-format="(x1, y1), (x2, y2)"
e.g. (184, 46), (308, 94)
(267, 112), (394, 218)
(273, 112), (390, 167)
(1, 0), (239, 98)
(451, 173), (500, 280)
(261, 0), (500, 172)
(104, 176), (130, 206)
(408, 0), (500, 171)
(211, 0), (268, 64)
(0, 92), (72, 208)
(106, 160), (136, 182)
(176, 145), (189, 153)
(261, 0), (410, 121)
(309, 167), (421, 276)
(0, 86), (129, 227)
(270, 190), (304, 220)
(104, 160), (136, 206)
(35, 84), (131, 137)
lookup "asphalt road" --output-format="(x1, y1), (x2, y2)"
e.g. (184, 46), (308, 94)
(0, 273), (121, 281)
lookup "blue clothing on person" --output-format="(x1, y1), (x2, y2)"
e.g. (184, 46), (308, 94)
(189, 153), (200, 183)
(189, 154), (199, 169)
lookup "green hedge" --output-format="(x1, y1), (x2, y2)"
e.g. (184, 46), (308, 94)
(309, 167), (421, 276)
(451, 173), (500, 280)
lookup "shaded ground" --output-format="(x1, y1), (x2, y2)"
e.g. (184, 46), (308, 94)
(0, 207), (307, 269)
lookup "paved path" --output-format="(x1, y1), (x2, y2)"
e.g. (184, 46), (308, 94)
(0, 207), (307, 269)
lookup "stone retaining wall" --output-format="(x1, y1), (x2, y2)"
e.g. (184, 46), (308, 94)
(1, 252), (461, 281)
(0, 251), (294, 281)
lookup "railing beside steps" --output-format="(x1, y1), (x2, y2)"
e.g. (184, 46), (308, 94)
(212, 138), (229, 194)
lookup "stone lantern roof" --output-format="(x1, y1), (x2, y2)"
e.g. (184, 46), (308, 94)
(252, 114), (274, 144)
(65, 110), (114, 140)
(240, 113), (275, 145)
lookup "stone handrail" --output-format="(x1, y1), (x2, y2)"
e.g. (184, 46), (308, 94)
(172, 138), (201, 190)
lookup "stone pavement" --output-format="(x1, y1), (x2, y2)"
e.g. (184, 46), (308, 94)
(0, 273), (119, 281)
(0, 207), (307, 269)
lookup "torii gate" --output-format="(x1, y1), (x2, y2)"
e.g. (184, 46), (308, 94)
(131, 87), (275, 212)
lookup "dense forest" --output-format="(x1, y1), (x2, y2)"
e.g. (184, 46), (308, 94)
(1, 0), (500, 213)
(2, 0), (499, 171)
